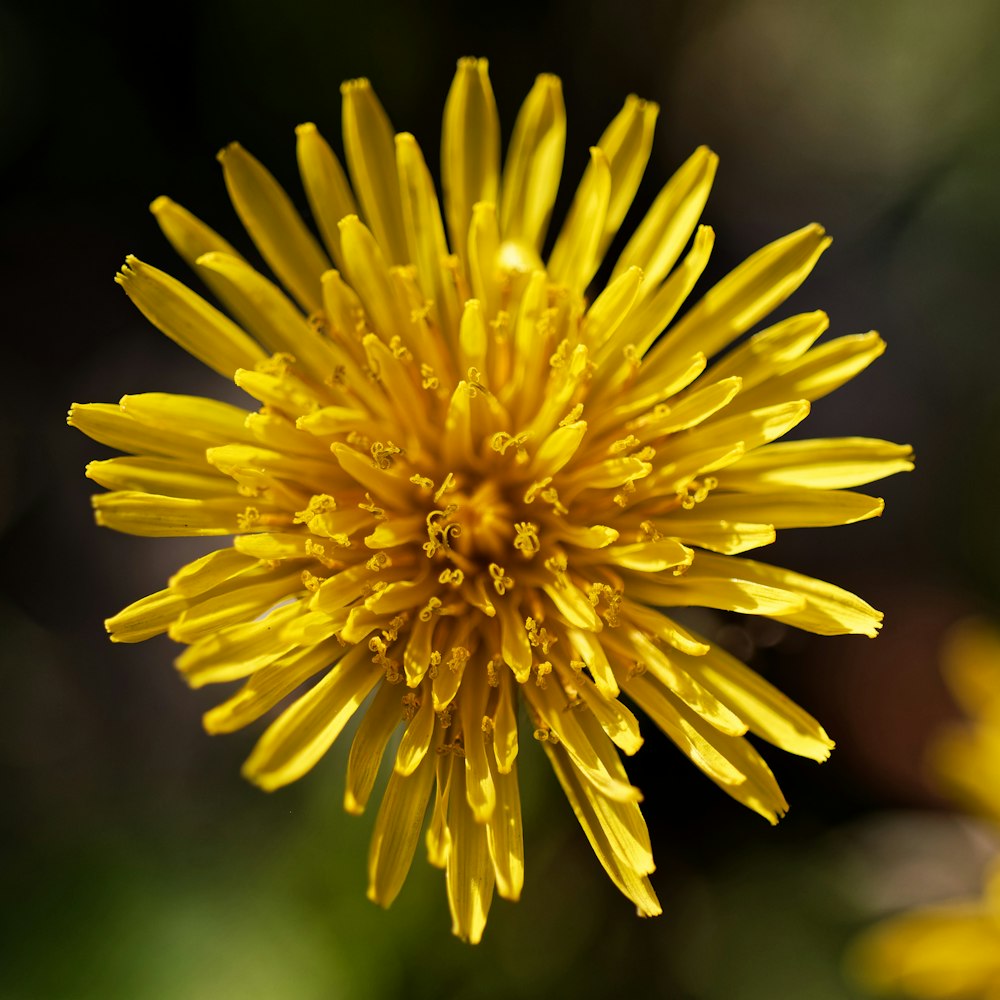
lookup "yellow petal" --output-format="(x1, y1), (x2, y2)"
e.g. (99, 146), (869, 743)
(217, 142), (330, 314)
(460, 658), (496, 822)
(196, 252), (338, 377)
(729, 331), (886, 412)
(395, 132), (460, 340)
(547, 146), (611, 293)
(524, 681), (641, 802)
(104, 587), (188, 643)
(168, 546), (257, 597)
(684, 553), (884, 637)
(445, 763), (495, 943)
(594, 224), (714, 372)
(625, 672), (788, 822)
(367, 733), (438, 906)
(531, 419), (588, 477)
(169, 569), (302, 643)
(337, 214), (406, 343)
(115, 256), (267, 377)
(92, 492), (263, 537)
(442, 57), (500, 264)
(621, 601), (710, 656)
(657, 517), (777, 556)
(569, 665), (644, 756)
(500, 73), (565, 252)
(611, 145), (718, 295)
(341, 77), (407, 264)
(590, 94), (659, 257)
(149, 196), (251, 314)
(485, 755), (524, 901)
(693, 488), (885, 528)
(497, 598), (532, 683)
(86, 456), (229, 498)
(542, 741), (660, 916)
(682, 640), (834, 761)
(395, 683), (436, 776)
(702, 310), (829, 387)
(720, 437), (915, 490)
(242, 643), (380, 790)
(203, 639), (344, 735)
(609, 629), (747, 737)
(631, 375), (742, 438)
(493, 667), (519, 773)
(649, 223), (831, 367)
(294, 122), (358, 270)
(175, 601), (302, 687)
(584, 266), (644, 352)
(344, 680), (403, 814)
(567, 628), (619, 698)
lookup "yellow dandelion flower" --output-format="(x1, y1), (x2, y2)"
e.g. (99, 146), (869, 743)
(852, 621), (1000, 998)
(852, 863), (1000, 999)
(70, 58), (911, 943)
(929, 620), (1000, 825)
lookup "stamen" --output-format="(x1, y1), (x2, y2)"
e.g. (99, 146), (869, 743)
(513, 521), (540, 558)
(489, 563), (514, 596)
(613, 479), (636, 508)
(402, 691), (419, 721)
(559, 404), (584, 427)
(679, 474), (719, 509)
(237, 507), (261, 531)
(359, 492), (386, 519)
(294, 495), (336, 522)
(486, 655), (501, 687)
(523, 477), (551, 504)
(610, 435), (641, 454)
(491, 431), (530, 461)
(544, 553), (569, 588)
(388, 335), (412, 360)
(532, 726), (559, 744)
(433, 473), (457, 504)
(419, 597), (443, 622)
(639, 520), (662, 542)
(420, 364), (439, 390)
(525, 617), (558, 653)
(346, 429), (372, 450)
(370, 440), (402, 469)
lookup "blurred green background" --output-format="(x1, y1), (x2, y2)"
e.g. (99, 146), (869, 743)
(2, 0), (999, 996)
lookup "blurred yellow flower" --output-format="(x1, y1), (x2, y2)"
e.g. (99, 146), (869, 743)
(930, 620), (1000, 826)
(70, 58), (910, 942)
(853, 864), (1000, 999)
(852, 620), (1000, 996)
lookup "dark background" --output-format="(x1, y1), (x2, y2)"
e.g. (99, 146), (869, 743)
(2, 1), (999, 996)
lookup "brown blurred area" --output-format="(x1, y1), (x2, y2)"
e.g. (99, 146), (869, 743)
(2, 1), (999, 996)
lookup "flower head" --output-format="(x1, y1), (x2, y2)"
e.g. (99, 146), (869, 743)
(851, 620), (1000, 998)
(71, 58), (911, 942)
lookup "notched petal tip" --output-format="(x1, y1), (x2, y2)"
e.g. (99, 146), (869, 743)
(294, 121), (317, 137)
(340, 76), (371, 96)
(215, 141), (243, 164)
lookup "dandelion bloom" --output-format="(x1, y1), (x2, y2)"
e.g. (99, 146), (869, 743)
(71, 59), (911, 942)
(853, 867), (1000, 1000)
(852, 621), (1000, 998)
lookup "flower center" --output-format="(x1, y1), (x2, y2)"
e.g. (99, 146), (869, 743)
(449, 480), (514, 563)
